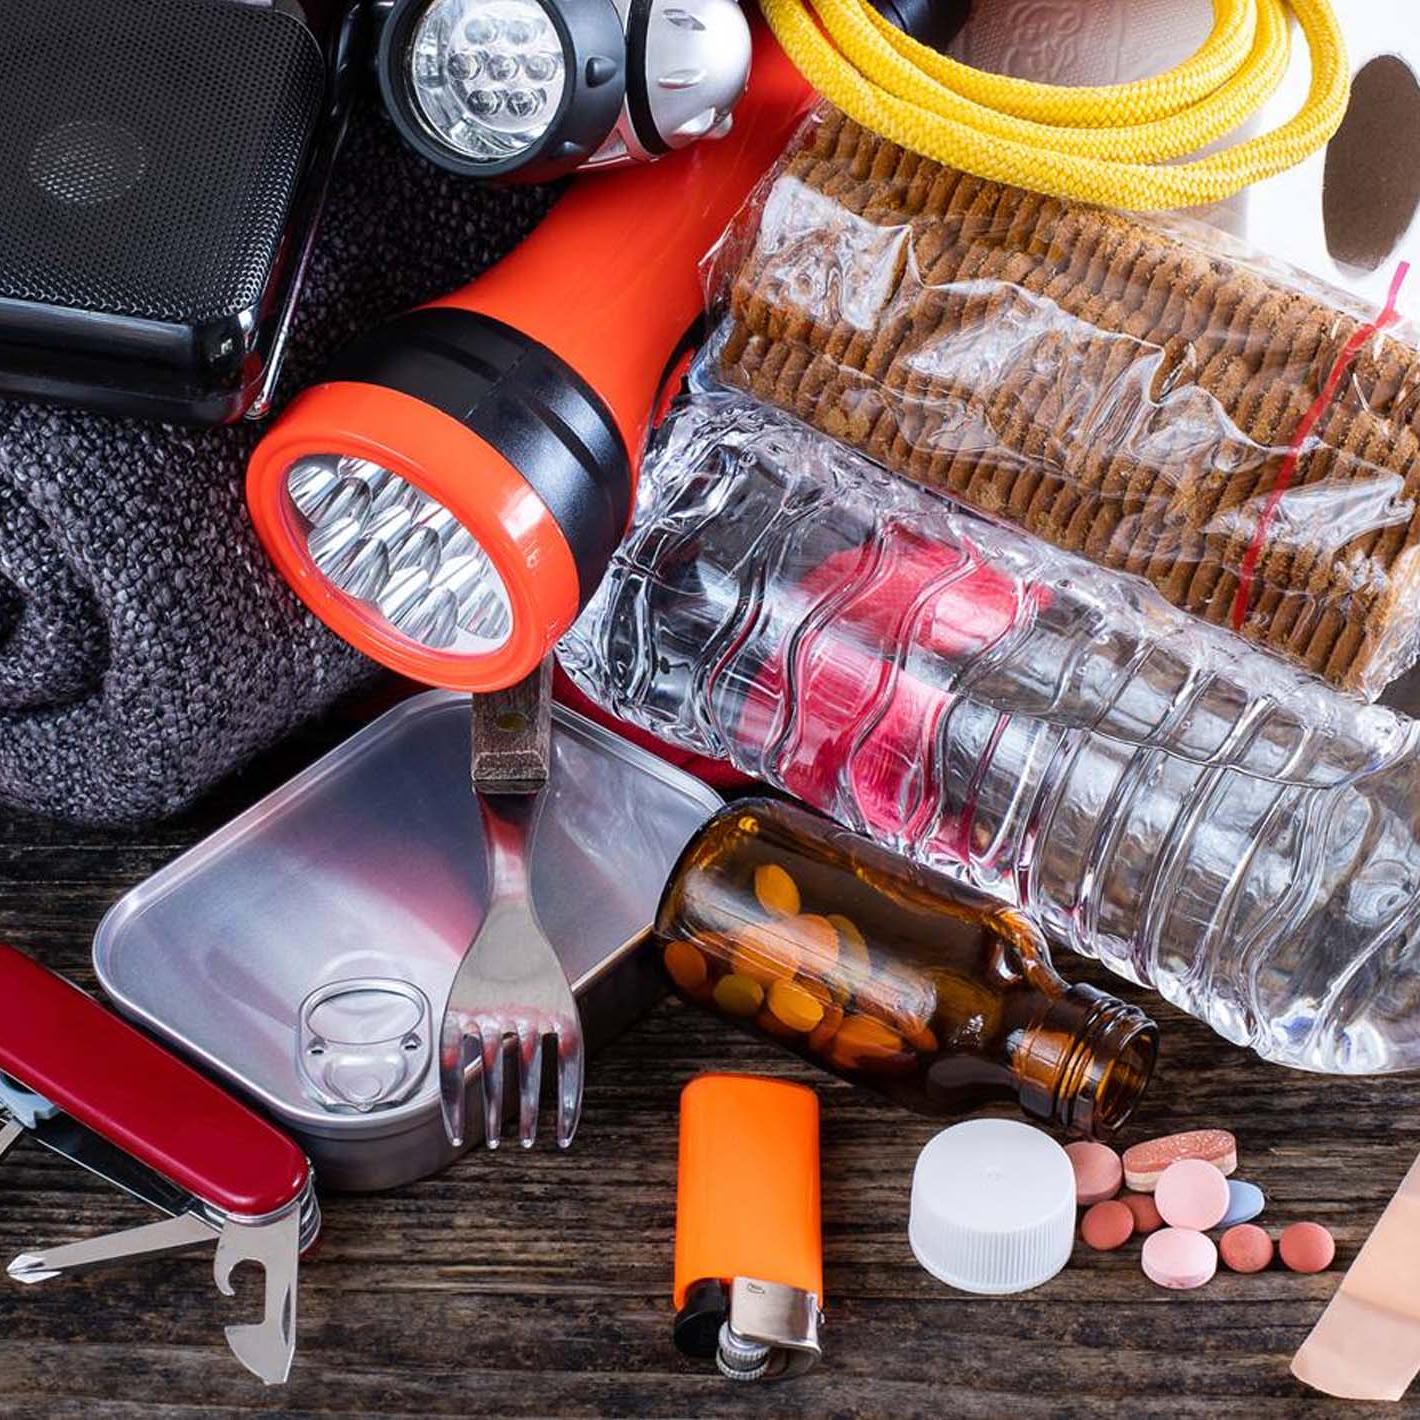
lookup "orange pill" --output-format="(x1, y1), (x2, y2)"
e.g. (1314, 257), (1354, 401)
(1121, 1192), (1164, 1235)
(754, 863), (800, 918)
(1220, 1224), (1274, 1274)
(828, 915), (870, 978)
(662, 940), (708, 994)
(754, 1005), (801, 1040)
(789, 914), (841, 968)
(827, 913), (865, 948)
(1279, 1222), (1335, 1274)
(825, 1041), (862, 1073)
(767, 978), (826, 1034)
(905, 1024), (939, 1053)
(793, 974), (833, 1006)
(1081, 1200), (1135, 1251)
(730, 921), (802, 985)
(830, 1014), (903, 1065)
(712, 973), (764, 1018)
(807, 1003), (844, 1052)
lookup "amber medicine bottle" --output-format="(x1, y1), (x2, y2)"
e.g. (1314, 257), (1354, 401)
(657, 798), (1158, 1137)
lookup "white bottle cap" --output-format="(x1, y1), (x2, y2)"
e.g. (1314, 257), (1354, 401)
(909, 1118), (1077, 1295)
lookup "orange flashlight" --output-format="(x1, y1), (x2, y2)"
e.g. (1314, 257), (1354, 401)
(674, 1074), (823, 1380)
(246, 19), (810, 693)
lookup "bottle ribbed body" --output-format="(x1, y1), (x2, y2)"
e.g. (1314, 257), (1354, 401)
(560, 392), (1420, 1073)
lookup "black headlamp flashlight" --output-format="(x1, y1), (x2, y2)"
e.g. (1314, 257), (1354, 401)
(373, 0), (752, 181)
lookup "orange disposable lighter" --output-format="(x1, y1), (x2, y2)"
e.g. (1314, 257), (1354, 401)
(673, 1074), (823, 1381)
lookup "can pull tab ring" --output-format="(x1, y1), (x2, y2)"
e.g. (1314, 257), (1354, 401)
(716, 1277), (822, 1381)
(297, 977), (432, 1114)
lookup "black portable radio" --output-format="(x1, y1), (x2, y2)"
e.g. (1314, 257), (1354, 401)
(0, 0), (362, 424)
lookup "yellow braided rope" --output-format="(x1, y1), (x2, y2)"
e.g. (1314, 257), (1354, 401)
(758, 0), (1351, 210)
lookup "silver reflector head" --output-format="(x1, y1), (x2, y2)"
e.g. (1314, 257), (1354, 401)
(286, 455), (513, 653)
(407, 0), (568, 164)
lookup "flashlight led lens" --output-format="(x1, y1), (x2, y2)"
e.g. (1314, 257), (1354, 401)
(286, 455), (513, 654)
(407, 0), (566, 164)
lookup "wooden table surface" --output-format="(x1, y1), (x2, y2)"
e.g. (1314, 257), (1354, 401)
(1, 696), (1416, 1419)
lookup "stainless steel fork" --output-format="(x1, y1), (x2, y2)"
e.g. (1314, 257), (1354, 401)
(439, 662), (585, 1151)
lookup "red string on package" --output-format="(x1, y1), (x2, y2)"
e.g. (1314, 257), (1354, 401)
(1230, 262), (1412, 633)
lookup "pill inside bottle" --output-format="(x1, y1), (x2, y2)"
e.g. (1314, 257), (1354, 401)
(654, 798), (1158, 1137)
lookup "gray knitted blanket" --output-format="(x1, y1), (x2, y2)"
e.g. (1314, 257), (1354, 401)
(0, 102), (556, 825)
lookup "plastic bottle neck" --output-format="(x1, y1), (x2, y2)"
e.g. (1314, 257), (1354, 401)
(1012, 985), (1158, 1137)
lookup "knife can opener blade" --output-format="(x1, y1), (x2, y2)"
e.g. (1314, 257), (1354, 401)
(0, 942), (318, 1385)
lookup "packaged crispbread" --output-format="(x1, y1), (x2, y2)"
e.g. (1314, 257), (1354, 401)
(709, 106), (1420, 698)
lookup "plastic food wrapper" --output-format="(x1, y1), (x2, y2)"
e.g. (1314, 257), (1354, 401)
(705, 105), (1420, 700)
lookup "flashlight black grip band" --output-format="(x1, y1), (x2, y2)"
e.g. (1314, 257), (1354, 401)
(326, 307), (631, 605)
(623, 0), (668, 157)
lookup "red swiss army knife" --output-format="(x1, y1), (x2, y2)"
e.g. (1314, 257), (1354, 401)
(0, 942), (318, 1383)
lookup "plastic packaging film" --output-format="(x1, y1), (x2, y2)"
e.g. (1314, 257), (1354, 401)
(704, 105), (1420, 699)
(560, 388), (1420, 1074)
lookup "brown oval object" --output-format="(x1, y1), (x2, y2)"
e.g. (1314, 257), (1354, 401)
(1065, 1140), (1123, 1206)
(1122, 1129), (1237, 1191)
(1280, 1222), (1335, 1274)
(1323, 55), (1420, 272)
(1220, 1223), (1274, 1274)
(1081, 1200), (1135, 1251)
(1122, 1191), (1164, 1235)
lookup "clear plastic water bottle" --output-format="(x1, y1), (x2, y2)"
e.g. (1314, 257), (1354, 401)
(560, 390), (1420, 1074)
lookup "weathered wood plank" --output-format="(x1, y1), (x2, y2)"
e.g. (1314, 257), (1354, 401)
(0, 705), (1415, 1418)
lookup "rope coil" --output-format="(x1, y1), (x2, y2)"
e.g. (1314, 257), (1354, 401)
(758, 0), (1352, 210)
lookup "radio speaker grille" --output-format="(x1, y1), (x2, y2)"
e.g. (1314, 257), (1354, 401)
(0, 0), (324, 324)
